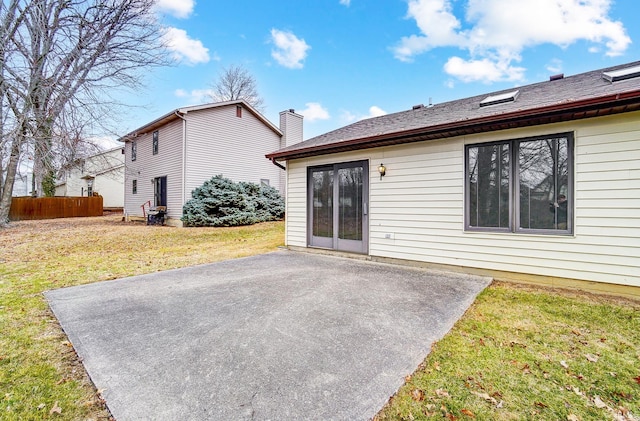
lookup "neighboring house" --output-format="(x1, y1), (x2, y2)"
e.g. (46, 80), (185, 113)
(267, 61), (640, 296)
(12, 172), (33, 197)
(120, 100), (303, 226)
(55, 147), (125, 209)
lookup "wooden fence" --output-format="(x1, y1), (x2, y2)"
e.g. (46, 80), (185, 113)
(9, 196), (104, 221)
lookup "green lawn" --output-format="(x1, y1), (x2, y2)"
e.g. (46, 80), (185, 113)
(1, 216), (638, 420)
(375, 282), (640, 421)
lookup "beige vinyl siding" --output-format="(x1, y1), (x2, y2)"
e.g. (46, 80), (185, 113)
(184, 106), (282, 201)
(285, 111), (640, 287)
(124, 118), (184, 219)
(93, 166), (124, 208)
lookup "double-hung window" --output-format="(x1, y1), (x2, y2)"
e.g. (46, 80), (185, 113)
(465, 132), (573, 234)
(131, 141), (137, 161)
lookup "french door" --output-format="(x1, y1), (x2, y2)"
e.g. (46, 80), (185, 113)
(308, 161), (368, 254)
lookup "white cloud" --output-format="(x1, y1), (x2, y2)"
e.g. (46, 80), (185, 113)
(155, 0), (195, 19)
(299, 102), (330, 121)
(393, 0), (631, 83)
(163, 27), (209, 65)
(270, 29), (310, 69)
(341, 110), (357, 123)
(364, 106), (387, 119)
(174, 88), (214, 104)
(444, 56), (525, 83)
(340, 0), (351, 6)
(341, 106), (388, 122)
(546, 58), (563, 74)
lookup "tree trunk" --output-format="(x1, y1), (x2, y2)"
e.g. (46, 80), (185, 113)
(0, 135), (21, 225)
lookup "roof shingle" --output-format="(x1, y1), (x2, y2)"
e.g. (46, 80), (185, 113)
(268, 61), (640, 160)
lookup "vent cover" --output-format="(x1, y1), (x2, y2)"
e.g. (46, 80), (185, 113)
(480, 90), (520, 107)
(602, 65), (640, 82)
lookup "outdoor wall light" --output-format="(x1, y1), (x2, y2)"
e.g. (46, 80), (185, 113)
(378, 163), (386, 179)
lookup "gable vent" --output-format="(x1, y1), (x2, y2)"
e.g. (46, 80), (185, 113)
(480, 90), (519, 107)
(602, 64), (640, 82)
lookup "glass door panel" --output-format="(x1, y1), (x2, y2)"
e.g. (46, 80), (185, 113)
(308, 161), (368, 253)
(310, 168), (334, 248)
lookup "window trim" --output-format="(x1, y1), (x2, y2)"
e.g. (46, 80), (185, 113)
(464, 132), (574, 235)
(152, 130), (159, 155)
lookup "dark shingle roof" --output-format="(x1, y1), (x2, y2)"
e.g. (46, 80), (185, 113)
(267, 61), (640, 160)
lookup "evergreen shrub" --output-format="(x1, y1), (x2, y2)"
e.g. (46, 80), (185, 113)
(181, 175), (285, 227)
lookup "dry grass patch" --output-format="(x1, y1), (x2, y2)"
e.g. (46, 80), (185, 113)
(0, 216), (284, 420)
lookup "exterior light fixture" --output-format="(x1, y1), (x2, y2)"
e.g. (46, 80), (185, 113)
(378, 163), (386, 179)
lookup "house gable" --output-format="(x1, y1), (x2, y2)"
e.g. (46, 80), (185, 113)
(183, 104), (283, 200)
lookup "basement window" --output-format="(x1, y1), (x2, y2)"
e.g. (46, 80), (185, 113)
(480, 90), (520, 107)
(602, 64), (640, 82)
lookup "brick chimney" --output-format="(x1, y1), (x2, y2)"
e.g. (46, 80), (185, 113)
(279, 109), (303, 149)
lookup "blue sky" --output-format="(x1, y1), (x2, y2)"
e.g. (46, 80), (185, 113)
(118, 0), (640, 142)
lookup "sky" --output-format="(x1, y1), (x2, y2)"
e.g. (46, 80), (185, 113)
(114, 0), (640, 143)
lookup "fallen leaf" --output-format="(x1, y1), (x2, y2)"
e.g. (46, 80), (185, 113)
(471, 391), (498, 405)
(446, 413), (458, 421)
(49, 401), (62, 415)
(573, 387), (583, 396)
(560, 360), (569, 369)
(567, 414), (580, 421)
(461, 408), (475, 418)
(434, 361), (441, 371)
(593, 396), (607, 409)
(572, 329), (582, 336)
(633, 376), (640, 385)
(614, 391), (633, 400)
(496, 400), (504, 408)
(435, 388), (451, 398)
(36, 403), (46, 410)
(411, 389), (425, 402)
(535, 402), (548, 408)
(405, 375), (412, 382)
(585, 354), (599, 363)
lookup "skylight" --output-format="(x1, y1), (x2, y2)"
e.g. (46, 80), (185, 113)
(602, 64), (640, 82)
(480, 90), (519, 107)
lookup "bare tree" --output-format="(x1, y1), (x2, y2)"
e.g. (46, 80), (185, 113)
(210, 64), (265, 112)
(0, 0), (169, 224)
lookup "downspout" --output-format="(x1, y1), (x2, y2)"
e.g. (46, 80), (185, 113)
(175, 111), (187, 221)
(270, 157), (286, 171)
